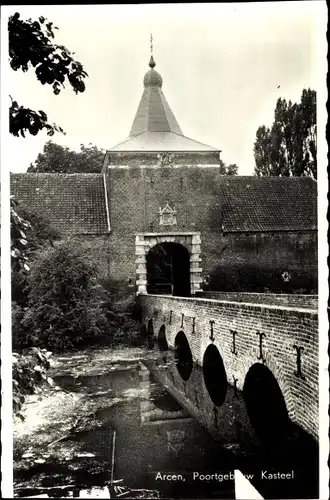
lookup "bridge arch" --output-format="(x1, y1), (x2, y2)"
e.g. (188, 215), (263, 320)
(243, 362), (292, 444)
(203, 344), (228, 407)
(233, 346), (295, 421)
(158, 325), (168, 351)
(174, 331), (193, 381)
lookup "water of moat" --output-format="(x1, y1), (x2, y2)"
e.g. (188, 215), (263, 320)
(14, 340), (318, 499)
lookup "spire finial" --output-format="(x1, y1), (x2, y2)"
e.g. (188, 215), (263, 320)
(149, 33), (156, 68)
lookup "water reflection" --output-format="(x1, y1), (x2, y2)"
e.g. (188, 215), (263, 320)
(14, 343), (318, 499)
(146, 342), (319, 500)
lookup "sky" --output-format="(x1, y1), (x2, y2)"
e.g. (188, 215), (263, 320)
(1, 1), (327, 174)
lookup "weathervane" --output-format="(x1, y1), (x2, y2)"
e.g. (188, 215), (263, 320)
(150, 33), (153, 55)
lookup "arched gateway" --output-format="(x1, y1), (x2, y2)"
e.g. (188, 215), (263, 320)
(147, 242), (190, 296)
(135, 233), (202, 296)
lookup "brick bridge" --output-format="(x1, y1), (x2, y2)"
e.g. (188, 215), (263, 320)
(138, 294), (318, 442)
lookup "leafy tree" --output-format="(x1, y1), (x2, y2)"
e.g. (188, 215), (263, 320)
(10, 196), (31, 273)
(12, 348), (53, 419)
(226, 163), (239, 175)
(21, 242), (108, 351)
(9, 12), (87, 137)
(11, 199), (57, 416)
(219, 160), (238, 175)
(254, 88), (317, 179)
(28, 141), (105, 173)
(11, 199), (61, 305)
(17, 206), (61, 254)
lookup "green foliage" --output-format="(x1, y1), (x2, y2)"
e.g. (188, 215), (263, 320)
(98, 280), (143, 346)
(9, 12), (87, 138)
(226, 164), (239, 175)
(11, 206), (140, 351)
(16, 207), (61, 254)
(21, 242), (108, 351)
(10, 98), (64, 138)
(11, 196), (31, 274)
(11, 202), (61, 305)
(12, 347), (53, 419)
(12, 302), (27, 349)
(254, 89), (317, 179)
(111, 300), (143, 346)
(28, 141), (105, 173)
(219, 159), (239, 175)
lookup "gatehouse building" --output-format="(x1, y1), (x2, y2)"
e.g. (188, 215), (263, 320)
(10, 54), (318, 297)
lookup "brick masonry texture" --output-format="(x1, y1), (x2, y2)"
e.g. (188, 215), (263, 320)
(105, 151), (220, 166)
(196, 291), (318, 309)
(104, 166), (317, 287)
(139, 294), (319, 442)
(105, 166), (317, 231)
(10, 168), (317, 291)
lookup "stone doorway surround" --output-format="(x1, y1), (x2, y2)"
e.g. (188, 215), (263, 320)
(135, 232), (202, 295)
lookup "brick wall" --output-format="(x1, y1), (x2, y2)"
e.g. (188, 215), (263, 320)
(196, 291), (318, 310)
(106, 165), (225, 236)
(203, 231), (317, 292)
(139, 294), (319, 441)
(104, 165), (317, 292)
(104, 151), (220, 168)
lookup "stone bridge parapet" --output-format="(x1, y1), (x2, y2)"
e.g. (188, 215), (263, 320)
(138, 294), (318, 442)
(196, 291), (318, 310)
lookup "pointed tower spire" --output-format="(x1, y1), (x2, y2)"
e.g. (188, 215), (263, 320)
(110, 40), (219, 152)
(129, 41), (183, 136)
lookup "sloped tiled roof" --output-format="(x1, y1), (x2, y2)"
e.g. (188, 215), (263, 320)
(10, 174), (317, 235)
(10, 173), (109, 236)
(219, 176), (317, 232)
(110, 131), (219, 152)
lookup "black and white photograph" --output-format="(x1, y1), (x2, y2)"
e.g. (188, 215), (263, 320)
(1, 2), (328, 499)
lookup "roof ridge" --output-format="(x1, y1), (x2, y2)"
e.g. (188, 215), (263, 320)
(158, 89), (171, 132)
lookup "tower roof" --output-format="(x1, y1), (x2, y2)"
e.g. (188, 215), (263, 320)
(129, 55), (183, 137)
(110, 55), (219, 152)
